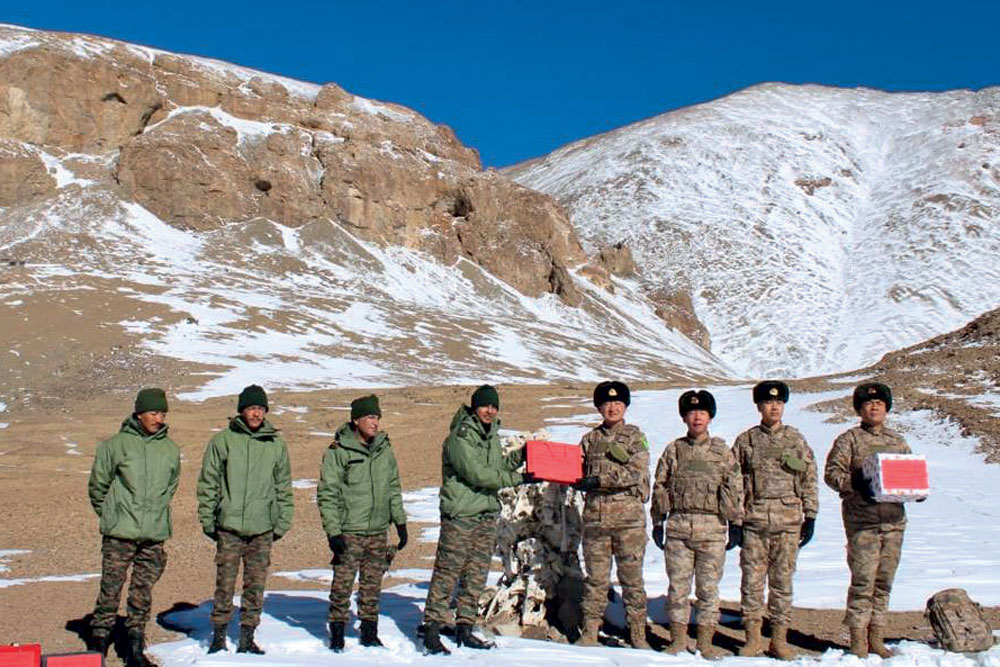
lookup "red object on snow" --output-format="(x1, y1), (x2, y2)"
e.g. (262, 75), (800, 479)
(863, 453), (930, 503)
(525, 440), (582, 484)
(41, 653), (103, 667)
(0, 644), (41, 667)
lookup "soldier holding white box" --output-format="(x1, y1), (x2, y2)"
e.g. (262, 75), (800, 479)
(824, 382), (916, 659)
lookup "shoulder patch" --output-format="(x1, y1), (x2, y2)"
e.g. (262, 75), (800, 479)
(457, 424), (469, 437)
(640, 437), (649, 450)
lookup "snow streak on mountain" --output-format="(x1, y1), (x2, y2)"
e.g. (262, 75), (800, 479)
(508, 84), (1000, 378)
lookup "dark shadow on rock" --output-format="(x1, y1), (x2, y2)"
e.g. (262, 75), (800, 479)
(264, 593), (330, 643)
(65, 613), (131, 662)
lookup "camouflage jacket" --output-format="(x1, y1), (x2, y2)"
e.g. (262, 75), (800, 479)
(579, 421), (649, 528)
(733, 423), (818, 531)
(652, 433), (743, 539)
(824, 423), (911, 530)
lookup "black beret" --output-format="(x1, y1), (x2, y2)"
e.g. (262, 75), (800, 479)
(753, 380), (789, 404)
(679, 389), (716, 418)
(852, 382), (892, 412)
(593, 380), (631, 407)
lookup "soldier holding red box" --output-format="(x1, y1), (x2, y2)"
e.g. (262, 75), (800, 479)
(824, 382), (912, 659)
(574, 381), (651, 650)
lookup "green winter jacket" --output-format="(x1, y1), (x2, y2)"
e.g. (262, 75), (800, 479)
(316, 422), (406, 536)
(88, 416), (181, 542)
(439, 406), (524, 520)
(196, 417), (294, 537)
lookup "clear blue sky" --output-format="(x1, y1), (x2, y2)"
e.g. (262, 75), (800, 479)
(4, 1), (999, 167)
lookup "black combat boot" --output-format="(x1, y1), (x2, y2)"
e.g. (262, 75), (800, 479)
(207, 624), (227, 654)
(236, 625), (265, 655)
(87, 630), (111, 656)
(329, 621), (345, 652)
(125, 631), (154, 667)
(455, 623), (494, 650)
(360, 619), (384, 647)
(423, 622), (451, 655)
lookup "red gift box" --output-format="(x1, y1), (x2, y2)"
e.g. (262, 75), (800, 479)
(863, 453), (929, 502)
(0, 645), (41, 667)
(42, 653), (103, 667)
(526, 441), (582, 484)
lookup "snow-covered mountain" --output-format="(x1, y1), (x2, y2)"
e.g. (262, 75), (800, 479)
(507, 84), (1000, 379)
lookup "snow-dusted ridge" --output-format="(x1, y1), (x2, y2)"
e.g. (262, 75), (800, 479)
(509, 83), (1000, 379)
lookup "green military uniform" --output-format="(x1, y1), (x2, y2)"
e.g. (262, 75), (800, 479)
(318, 421), (406, 624)
(197, 415), (293, 630)
(88, 413), (180, 637)
(423, 405), (524, 628)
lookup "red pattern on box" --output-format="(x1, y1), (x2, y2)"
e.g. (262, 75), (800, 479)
(863, 453), (929, 502)
(0, 645), (42, 667)
(42, 653), (103, 667)
(525, 441), (582, 484)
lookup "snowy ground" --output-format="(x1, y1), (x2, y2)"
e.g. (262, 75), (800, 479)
(146, 385), (1000, 664)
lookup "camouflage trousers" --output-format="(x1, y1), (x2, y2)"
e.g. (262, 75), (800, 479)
(329, 532), (394, 622)
(665, 534), (726, 626)
(91, 536), (166, 633)
(844, 525), (904, 628)
(210, 529), (273, 628)
(423, 515), (497, 625)
(581, 523), (647, 626)
(740, 527), (800, 625)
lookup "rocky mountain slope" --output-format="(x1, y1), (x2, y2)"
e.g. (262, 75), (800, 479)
(0, 24), (729, 413)
(507, 84), (1000, 379)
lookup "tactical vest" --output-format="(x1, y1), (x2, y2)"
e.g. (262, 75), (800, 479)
(748, 428), (801, 500)
(669, 438), (727, 513)
(583, 424), (645, 499)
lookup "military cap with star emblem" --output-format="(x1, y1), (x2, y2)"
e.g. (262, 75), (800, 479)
(852, 382), (892, 412)
(678, 389), (717, 418)
(752, 380), (790, 404)
(593, 380), (631, 407)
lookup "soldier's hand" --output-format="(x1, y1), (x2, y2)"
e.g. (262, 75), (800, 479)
(652, 523), (665, 550)
(572, 476), (600, 492)
(395, 523), (408, 551)
(521, 472), (544, 484)
(203, 527), (218, 541)
(328, 534), (347, 555)
(726, 523), (743, 551)
(851, 469), (875, 503)
(798, 517), (816, 548)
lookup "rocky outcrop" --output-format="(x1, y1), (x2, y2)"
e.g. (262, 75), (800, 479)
(0, 25), (585, 302)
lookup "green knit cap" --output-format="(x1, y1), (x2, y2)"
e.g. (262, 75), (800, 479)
(237, 384), (269, 412)
(351, 394), (382, 420)
(471, 384), (500, 409)
(134, 387), (168, 414)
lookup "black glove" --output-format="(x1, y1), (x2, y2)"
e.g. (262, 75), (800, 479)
(521, 472), (544, 484)
(203, 527), (218, 541)
(573, 476), (600, 492)
(799, 517), (816, 548)
(916, 497), (927, 503)
(272, 531), (283, 542)
(652, 523), (665, 550)
(851, 469), (875, 503)
(328, 534), (347, 555)
(726, 523), (743, 551)
(395, 524), (408, 551)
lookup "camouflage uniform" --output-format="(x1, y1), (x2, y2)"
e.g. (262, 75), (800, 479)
(579, 422), (650, 633)
(424, 515), (499, 625)
(824, 424), (910, 629)
(92, 537), (167, 632)
(210, 530), (274, 628)
(733, 423), (818, 625)
(651, 433), (743, 627)
(328, 534), (395, 622)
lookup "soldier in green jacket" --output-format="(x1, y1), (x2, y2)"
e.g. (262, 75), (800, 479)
(87, 388), (180, 667)
(197, 385), (293, 655)
(421, 384), (540, 655)
(317, 394), (407, 652)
